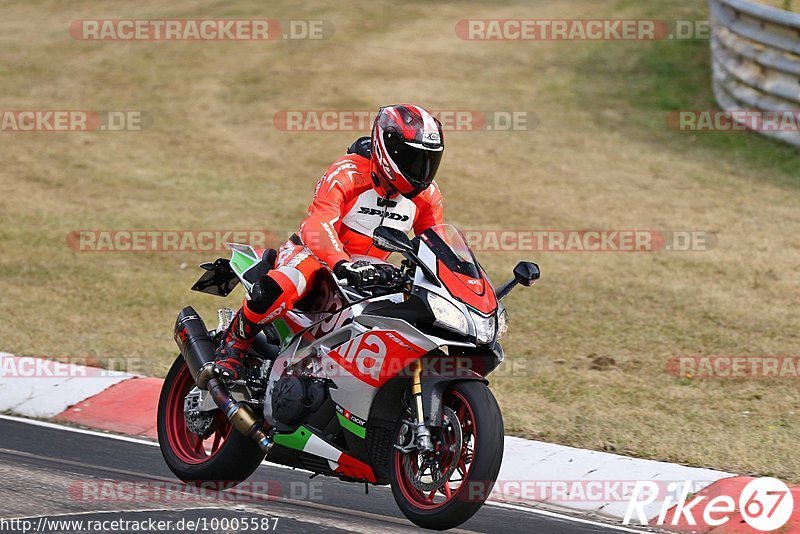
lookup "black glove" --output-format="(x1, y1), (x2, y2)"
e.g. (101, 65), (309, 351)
(334, 260), (379, 289)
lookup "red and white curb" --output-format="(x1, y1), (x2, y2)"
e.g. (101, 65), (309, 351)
(1, 353), (798, 532)
(0, 353), (161, 437)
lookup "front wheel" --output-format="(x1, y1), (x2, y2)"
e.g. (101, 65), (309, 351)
(390, 381), (504, 531)
(157, 354), (265, 482)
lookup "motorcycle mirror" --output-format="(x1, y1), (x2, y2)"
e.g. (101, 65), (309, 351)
(513, 261), (540, 287)
(373, 226), (415, 254)
(496, 261), (540, 300)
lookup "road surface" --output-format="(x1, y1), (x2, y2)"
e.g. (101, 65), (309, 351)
(0, 416), (657, 533)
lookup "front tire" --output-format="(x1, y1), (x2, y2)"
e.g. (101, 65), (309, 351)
(390, 381), (504, 530)
(157, 355), (265, 482)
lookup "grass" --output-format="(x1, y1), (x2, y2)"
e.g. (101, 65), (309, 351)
(1, 0), (799, 480)
(574, 18), (800, 183)
(756, 0), (800, 11)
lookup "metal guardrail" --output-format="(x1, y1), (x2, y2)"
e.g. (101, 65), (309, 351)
(709, 0), (800, 146)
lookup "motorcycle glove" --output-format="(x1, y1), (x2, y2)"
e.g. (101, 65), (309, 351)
(334, 260), (380, 288)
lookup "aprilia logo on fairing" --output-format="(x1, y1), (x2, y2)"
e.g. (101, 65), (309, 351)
(357, 207), (410, 222)
(336, 333), (388, 383)
(330, 331), (424, 387)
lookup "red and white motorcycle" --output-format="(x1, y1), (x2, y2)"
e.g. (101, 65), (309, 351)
(159, 224), (539, 530)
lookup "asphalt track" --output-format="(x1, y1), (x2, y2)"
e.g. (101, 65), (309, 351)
(0, 417), (658, 533)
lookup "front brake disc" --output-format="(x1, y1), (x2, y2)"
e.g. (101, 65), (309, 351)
(403, 406), (463, 492)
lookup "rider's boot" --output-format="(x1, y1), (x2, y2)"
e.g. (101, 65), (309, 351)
(215, 274), (292, 380)
(213, 306), (265, 381)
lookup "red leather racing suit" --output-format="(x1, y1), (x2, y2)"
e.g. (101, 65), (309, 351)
(241, 145), (444, 326)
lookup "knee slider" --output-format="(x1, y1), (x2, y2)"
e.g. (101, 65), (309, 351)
(247, 276), (284, 314)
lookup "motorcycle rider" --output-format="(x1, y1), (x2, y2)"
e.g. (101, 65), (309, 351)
(214, 104), (445, 380)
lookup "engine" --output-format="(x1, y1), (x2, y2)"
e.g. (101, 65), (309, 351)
(269, 372), (328, 432)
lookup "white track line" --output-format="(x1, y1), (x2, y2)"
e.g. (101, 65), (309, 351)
(0, 415), (650, 533)
(0, 414), (159, 447)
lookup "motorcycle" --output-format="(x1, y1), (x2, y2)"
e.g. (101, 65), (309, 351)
(158, 223), (539, 530)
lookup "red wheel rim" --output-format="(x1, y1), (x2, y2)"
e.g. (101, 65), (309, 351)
(394, 389), (477, 510)
(165, 362), (232, 465)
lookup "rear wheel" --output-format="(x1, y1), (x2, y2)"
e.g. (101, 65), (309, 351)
(157, 355), (265, 482)
(390, 381), (504, 530)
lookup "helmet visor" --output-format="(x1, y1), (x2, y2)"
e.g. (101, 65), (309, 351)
(385, 133), (443, 191)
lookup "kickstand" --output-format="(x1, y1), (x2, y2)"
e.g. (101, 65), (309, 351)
(364, 482), (369, 495)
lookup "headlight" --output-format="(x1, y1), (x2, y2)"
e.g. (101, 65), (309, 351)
(471, 311), (496, 345)
(497, 309), (508, 340)
(427, 292), (469, 334)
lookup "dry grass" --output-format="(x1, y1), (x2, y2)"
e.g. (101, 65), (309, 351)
(1, 0), (799, 479)
(755, 0), (800, 12)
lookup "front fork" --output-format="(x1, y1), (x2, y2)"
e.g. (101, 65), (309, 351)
(396, 359), (434, 453)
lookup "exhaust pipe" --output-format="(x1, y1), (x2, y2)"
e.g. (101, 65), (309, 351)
(174, 307), (272, 453)
(174, 307), (216, 388)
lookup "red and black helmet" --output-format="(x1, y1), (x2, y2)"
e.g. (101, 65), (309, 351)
(371, 104), (444, 198)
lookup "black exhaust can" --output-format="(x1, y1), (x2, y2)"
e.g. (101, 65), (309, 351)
(174, 306), (215, 385)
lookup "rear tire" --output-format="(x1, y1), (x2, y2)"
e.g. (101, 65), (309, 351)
(390, 381), (504, 530)
(157, 355), (265, 482)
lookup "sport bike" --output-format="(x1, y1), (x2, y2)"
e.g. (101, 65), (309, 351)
(158, 224), (539, 530)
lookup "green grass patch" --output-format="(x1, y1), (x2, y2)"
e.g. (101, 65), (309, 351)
(573, 3), (800, 186)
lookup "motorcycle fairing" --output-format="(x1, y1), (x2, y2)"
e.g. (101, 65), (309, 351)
(228, 244), (265, 292)
(413, 239), (504, 343)
(419, 228), (499, 316)
(265, 313), (439, 436)
(269, 425), (377, 482)
(436, 260), (498, 315)
(327, 330), (429, 388)
(217, 230), (503, 484)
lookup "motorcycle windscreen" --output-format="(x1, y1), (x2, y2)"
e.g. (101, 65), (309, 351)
(420, 224), (498, 315)
(419, 224), (480, 278)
